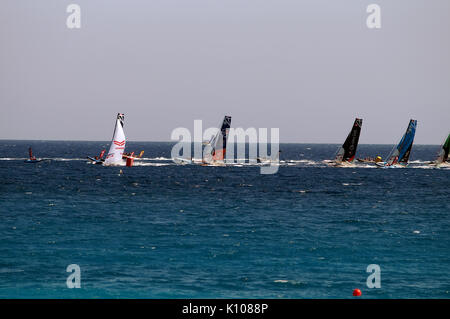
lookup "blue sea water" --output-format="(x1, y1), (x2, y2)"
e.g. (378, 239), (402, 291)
(0, 140), (449, 299)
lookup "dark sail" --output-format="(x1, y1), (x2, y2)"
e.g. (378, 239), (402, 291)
(213, 115), (232, 160)
(387, 119), (417, 166)
(399, 143), (413, 164)
(436, 133), (450, 163)
(335, 118), (363, 163)
(444, 134), (450, 162)
(203, 116), (232, 163)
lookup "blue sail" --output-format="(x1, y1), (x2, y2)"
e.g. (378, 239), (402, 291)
(387, 119), (417, 166)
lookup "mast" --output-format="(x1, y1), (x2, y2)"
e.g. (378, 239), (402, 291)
(335, 118), (363, 163)
(387, 119), (417, 166)
(104, 113), (126, 166)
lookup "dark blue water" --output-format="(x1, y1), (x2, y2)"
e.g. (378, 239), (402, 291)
(0, 141), (449, 298)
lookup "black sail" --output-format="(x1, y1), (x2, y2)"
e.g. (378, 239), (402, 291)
(336, 118), (363, 163)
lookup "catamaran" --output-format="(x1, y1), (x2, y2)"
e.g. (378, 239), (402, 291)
(87, 113), (144, 166)
(376, 119), (417, 168)
(431, 133), (450, 168)
(202, 116), (232, 166)
(88, 113), (126, 166)
(333, 118), (363, 167)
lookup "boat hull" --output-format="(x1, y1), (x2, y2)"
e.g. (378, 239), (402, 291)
(432, 162), (450, 169)
(376, 162), (408, 168)
(87, 157), (104, 165)
(24, 159), (43, 163)
(331, 161), (356, 167)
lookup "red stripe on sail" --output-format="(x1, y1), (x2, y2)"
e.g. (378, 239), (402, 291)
(113, 140), (125, 146)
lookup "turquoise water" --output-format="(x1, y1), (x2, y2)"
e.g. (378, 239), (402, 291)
(0, 141), (449, 298)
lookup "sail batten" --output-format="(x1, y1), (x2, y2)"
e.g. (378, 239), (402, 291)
(335, 118), (362, 163)
(104, 113), (126, 166)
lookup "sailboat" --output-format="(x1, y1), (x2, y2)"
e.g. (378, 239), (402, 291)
(431, 133), (450, 168)
(24, 147), (43, 163)
(376, 119), (417, 168)
(88, 113), (144, 167)
(103, 113), (127, 166)
(202, 116), (232, 165)
(87, 149), (106, 165)
(333, 118), (363, 167)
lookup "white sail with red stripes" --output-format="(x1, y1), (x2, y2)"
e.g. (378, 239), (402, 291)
(104, 113), (126, 166)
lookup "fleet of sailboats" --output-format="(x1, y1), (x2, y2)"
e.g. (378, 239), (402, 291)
(24, 113), (448, 168)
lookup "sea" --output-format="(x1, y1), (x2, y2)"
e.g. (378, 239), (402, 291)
(0, 140), (449, 299)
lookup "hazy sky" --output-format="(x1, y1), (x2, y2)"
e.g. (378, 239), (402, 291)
(1, 0), (449, 143)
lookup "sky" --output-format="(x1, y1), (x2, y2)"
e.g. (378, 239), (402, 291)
(0, 0), (449, 144)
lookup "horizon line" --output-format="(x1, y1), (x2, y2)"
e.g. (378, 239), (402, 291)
(0, 139), (442, 146)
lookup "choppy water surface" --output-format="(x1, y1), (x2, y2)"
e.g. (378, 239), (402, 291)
(0, 141), (449, 298)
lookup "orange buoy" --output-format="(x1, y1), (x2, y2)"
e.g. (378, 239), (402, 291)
(353, 289), (362, 297)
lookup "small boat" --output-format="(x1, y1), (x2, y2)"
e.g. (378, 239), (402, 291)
(376, 119), (417, 168)
(87, 149), (106, 165)
(333, 118), (363, 167)
(431, 133), (450, 168)
(24, 147), (43, 163)
(257, 150), (281, 165)
(356, 156), (382, 163)
(173, 157), (193, 165)
(202, 116), (232, 166)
